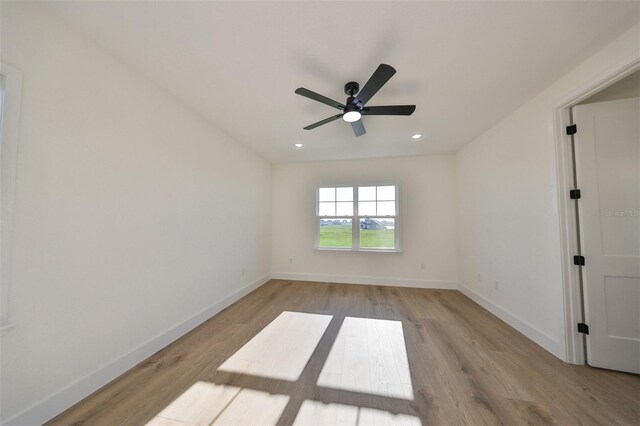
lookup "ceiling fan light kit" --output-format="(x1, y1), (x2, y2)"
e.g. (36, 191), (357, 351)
(295, 64), (416, 137)
(342, 110), (362, 123)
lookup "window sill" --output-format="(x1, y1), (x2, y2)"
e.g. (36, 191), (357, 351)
(315, 248), (402, 254)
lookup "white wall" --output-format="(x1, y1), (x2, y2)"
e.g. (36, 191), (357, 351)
(1, 3), (271, 424)
(456, 23), (640, 360)
(272, 156), (458, 288)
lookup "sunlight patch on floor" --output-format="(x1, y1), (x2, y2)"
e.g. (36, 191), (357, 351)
(218, 311), (333, 381)
(293, 400), (422, 426)
(146, 382), (289, 426)
(317, 316), (414, 399)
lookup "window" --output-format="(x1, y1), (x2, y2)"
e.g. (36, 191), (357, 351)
(317, 185), (399, 252)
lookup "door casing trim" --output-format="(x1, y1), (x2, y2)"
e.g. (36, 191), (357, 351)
(553, 55), (640, 365)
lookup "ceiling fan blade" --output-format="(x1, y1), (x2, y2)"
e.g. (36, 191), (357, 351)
(295, 88), (345, 110)
(351, 119), (366, 137)
(362, 105), (416, 116)
(355, 64), (396, 106)
(304, 114), (343, 130)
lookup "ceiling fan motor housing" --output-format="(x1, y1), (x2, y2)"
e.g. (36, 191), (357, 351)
(343, 100), (359, 114)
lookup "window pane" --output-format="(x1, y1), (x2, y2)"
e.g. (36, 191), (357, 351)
(377, 186), (396, 201)
(319, 187), (335, 202)
(358, 186), (376, 201)
(377, 201), (396, 216)
(319, 219), (352, 248)
(336, 201), (353, 216)
(336, 187), (353, 201)
(318, 202), (335, 216)
(358, 201), (376, 216)
(360, 218), (395, 250)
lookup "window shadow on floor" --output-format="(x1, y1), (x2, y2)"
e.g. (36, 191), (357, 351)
(146, 311), (422, 425)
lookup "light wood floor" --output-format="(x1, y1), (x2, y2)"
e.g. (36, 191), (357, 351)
(49, 280), (640, 425)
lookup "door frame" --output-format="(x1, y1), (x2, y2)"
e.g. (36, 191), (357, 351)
(0, 61), (23, 335)
(553, 56), (640, 365)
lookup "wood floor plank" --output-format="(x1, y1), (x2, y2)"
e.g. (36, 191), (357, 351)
(48, 280), (640, 426)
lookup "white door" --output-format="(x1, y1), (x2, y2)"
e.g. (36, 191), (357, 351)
(573, 97), (640, 374)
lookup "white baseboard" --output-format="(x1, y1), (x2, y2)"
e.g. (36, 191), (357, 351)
(458, 283), (564, 360)
(5, 273), (271, 426)
(270, 271), (458, 290)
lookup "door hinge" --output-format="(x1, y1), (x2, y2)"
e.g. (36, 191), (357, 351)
(570, 189), (581, 199)
(566, 124), (577, 135)
(577, 323), (589, 335)
(573, 255), (585, 266)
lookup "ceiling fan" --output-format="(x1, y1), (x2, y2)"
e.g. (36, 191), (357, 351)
(295, 64), (416, 137)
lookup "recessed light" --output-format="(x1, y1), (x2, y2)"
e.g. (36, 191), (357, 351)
(412, 133), (422, 139)
(294, 143), (303, 148)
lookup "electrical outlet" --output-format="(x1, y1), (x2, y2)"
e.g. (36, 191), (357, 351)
(420, 263), (425, 270)
(241, 268), (245, 277)
(288, 257), (293, 264)
(494, 280), (499, 291)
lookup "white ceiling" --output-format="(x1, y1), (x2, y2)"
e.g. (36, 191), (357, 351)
(42, 1), (639, 163)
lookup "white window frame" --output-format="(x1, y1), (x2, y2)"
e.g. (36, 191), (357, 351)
(315, 184), (401, 253)
(1, 62), (23, 335)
